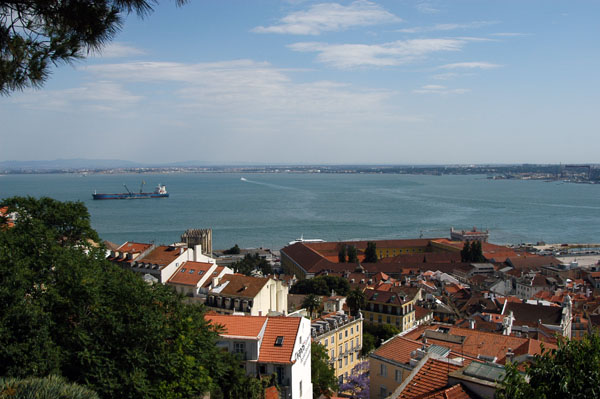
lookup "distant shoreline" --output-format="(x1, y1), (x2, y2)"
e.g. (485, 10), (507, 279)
(1, 164), (598, 184)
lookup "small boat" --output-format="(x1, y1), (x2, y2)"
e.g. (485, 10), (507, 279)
(240, 177), (247, 181)
(92, 182), (169, 200)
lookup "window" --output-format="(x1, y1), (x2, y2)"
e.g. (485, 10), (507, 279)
(387, 316), (391, 323)
(350, 353), (354, 362)
(345, 356), (348, 366)
(339, 375), (344, 385)
(331, 349), (334, 358)
(380, 386), (387, 399)
(299, 381), (302, 397)
(275, 336), (284, 346)
(234, 342), (245, 354)
(339, 332), (342, 340)
(378, 315), (382, 323)
(395, 369), (402, 382)
(356, 337), (359, 347)
(351, 327), (353, 334)
(338, 359), (342, 368)
(345, 330), (348, 337)
(380, 363), (387, 377)
(189, 269), (195, 274)
(324, 338), (328, 347)
(345, 342), (348, 351)
(180, 268), (186, 273)
(370, 314), (374, 322)
(259, 364), (267, 374)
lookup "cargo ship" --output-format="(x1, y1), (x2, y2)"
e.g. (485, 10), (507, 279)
(92, 182), (169, 200)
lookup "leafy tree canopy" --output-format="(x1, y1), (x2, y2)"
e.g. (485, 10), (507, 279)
(361, 323), (399, 356)
(0, 375), (98, 399)
(346, 288), (366, 316)
(311, 342), (338, 398)
(461, 240), (485, 262)
(496, 334), (600, 399)
(290, 275), (350, 296)
(0, 0), (186, 95)
(223, 243), (241, 255)
(363, 241), (378, 263)
(231, 253), (272, 276)
(347, 245), (358, 263)
(0, 196), (247, 399)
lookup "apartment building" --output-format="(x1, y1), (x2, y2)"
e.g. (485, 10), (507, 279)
(311, 311), (363, 384)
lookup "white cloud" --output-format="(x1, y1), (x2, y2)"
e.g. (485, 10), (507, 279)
(10, 81), (141, 111)
(413, 84), (469, 95)
(438, 62), (502, 69)
(415, 2), (441, 14)
(400, 21), (498, 34)
(90, 42), (146, 58)
(288, 38), (466, 69)
(252, 1), (400, 35)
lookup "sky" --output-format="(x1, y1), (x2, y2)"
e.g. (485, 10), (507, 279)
(1, 0), (599, 165)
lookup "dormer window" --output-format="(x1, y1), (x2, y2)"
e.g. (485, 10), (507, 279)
(198, 270), (205, 275)
(275, 336), (284, 346)
(180, 268), (187, 273)
(189, 269), (195, 274)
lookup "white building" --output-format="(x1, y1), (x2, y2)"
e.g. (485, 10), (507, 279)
(206, 314), (313, 399)
(166, 261), (233, 296)
(206, 274), (288, 316)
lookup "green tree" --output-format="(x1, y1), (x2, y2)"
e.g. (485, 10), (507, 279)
(360, 323), (399, 356)
(223, 244), (241, 255)
(338, 244), (347, 263)
(346, 288), (366, 316)
(0, 375), (98, 399)
(302, 293), (322, 318)
(311, 342), (338, 398)
(0, 196), (232, 399)
(232, 253), (272, 276)
(496, 334), (600, 399)
(471, 240), (485, 262)
(347, 245), (358, 263)
(1, 1), (186, 95)
(290, 276), (349, 296)
(364, 241), (378, 263)
(460, 241), (472, 262)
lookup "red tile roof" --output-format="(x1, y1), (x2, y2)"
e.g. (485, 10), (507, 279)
(216, 274), (270, 298)
(117, 241), (153, 254)
(167, 261), (214, 286)
(397, 358), (465, 399)
(258, 317), (302, 364)
(417, 384), (474, 399)
(206, 314), (267, 338)
(372, 336), (423, 365)
(137, 245), (183, 267)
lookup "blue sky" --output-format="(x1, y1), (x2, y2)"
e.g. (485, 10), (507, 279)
(1, 1), (598, 165)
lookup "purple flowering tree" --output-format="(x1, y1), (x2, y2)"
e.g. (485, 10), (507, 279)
(339, 361), (369, 399)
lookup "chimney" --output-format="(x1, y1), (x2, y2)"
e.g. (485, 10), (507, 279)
(506, 348), (514, 363)
(194, 244), (202, 261)
(212, 277), (219, 287)
(469, 319), (475, 329)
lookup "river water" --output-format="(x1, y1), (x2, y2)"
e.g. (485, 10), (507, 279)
(1, 173), (598, 249)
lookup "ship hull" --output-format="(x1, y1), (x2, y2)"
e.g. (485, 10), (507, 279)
(92, 193), (169, 200)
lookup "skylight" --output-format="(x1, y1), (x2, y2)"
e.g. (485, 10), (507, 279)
(275, 336), (284, 346)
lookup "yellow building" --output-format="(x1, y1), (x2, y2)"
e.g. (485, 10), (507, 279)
(362, 288), (421, 332)
(311, 312), (363, 384)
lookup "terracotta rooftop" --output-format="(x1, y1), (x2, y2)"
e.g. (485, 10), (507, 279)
(167, 261), (214, 286)
(397, 358), (465, 399)
(137, 245), (184, 267)
(117, 241), (153, 254)
(503, 302), (564, 326)
(258, 316), (302, 364)
(201, 266), (226, 288)
(381, 252), (461, 264)
(215, 274), (270, 298)
(372, 335), (423, 365)
(402, 325), (553, 364)
(365, 288), (417, 305)
(416, 384), (474, 399)
(206, 314), (267, 338)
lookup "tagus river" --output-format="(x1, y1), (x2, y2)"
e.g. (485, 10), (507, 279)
(1, 173), (599, 250)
